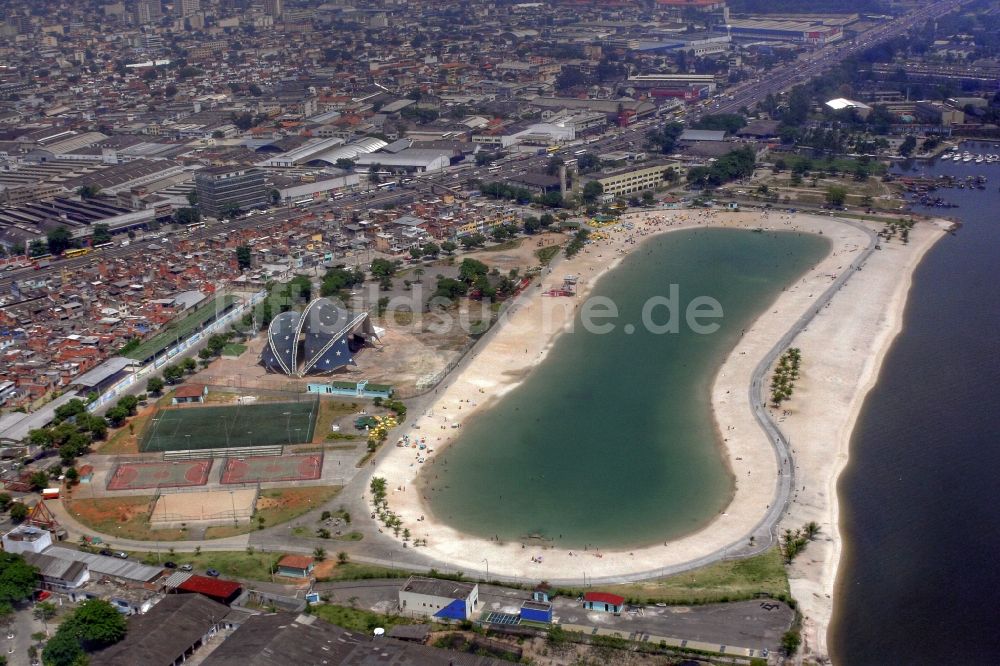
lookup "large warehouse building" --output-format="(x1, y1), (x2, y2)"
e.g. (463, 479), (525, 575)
(260, 297), (376, 377)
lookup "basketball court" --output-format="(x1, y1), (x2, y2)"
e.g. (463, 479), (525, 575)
(150, 488), (258, 528)
(220, 454), (324, 485)
(106, 460), (212, 491)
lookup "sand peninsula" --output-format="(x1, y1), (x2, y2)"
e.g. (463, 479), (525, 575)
(367, 208), (949, 660)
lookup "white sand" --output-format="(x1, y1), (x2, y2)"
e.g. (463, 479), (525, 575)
(367, 209), (948, 657)
(777, 217), (947, 661)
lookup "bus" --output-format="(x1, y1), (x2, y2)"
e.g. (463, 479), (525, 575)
(293, 198), (313, 208)
(92, 241), (114, 250)
(377, 181), (397, 190)
(64, 248), (91, 259)
(487, 165), (502, 174)
(546, 146), (560, 155)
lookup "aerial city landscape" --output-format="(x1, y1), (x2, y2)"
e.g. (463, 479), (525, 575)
(0, 0), (998, 664)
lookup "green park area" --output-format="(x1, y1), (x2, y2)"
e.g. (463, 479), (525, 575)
(561, 548), (790, 605)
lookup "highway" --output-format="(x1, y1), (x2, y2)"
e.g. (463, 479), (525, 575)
(703, 0), (968, 119)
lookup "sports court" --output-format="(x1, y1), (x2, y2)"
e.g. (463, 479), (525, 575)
(107, 460), (212, 491)
(220, 453), (324, 485)
(150, 488), (258, 527)
(138, 398), (318, 452)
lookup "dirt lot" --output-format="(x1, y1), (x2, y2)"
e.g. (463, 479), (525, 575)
(64, 495), (188, 542)
(462, 232), (565, 274)
(192, 236), (568, 397)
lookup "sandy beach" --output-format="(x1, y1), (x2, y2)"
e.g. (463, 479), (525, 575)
(776, 216), (947, 661)
(367, 208), (948, 657)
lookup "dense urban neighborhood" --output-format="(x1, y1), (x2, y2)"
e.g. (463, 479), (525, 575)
(0, 0), (996, 664)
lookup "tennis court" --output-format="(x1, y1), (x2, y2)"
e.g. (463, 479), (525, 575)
(139, 398), (318, 452)
(107, 460), (212, 491)
(220, 453), (324, 484)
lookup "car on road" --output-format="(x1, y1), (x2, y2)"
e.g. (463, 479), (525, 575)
(206, 568), (220, 577)
(180, 564), (193, 572)
(99, 549), (112, 557)
(113, 551), (128, 559)
(164, 561), (177, 569)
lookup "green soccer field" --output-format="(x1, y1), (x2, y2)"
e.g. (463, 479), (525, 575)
(139, 400), (318, 452)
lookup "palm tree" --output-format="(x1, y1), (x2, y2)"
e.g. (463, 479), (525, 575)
(313, 547), (327, 562)
(414, 267), (424, 284)
(805, 522), (821, 540)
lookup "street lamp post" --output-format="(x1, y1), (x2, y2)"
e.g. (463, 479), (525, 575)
(482, 558), (489, 583)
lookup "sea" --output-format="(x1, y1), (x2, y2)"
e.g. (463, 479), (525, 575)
(422, 227), (829, 549)
(832, 143), (1000, 664)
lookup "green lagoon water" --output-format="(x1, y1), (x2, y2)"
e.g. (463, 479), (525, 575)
(423, 228), (829, 549)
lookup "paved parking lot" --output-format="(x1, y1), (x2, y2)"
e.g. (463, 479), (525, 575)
(314, 578), (793, 652)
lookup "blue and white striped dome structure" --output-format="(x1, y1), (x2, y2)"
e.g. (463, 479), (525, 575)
(259, 298), (376, 377)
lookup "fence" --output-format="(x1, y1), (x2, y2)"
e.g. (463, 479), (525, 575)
(162, 445), (283, 461)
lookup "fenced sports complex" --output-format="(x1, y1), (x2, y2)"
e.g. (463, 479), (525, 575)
(107, 460), (212, 491)
(220, 453), (324, 484)
(138, 396), (319, 453)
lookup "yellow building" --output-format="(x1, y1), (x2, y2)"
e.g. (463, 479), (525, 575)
(589, 162), (679, 198)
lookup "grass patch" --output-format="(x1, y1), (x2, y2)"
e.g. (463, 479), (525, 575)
(221, 343), (247, 357)
(313, 604), (422, 633)
(333, 531), (364, 541)
(557, 548), (789, 605)
(65, 495), (188, 542)
(324, 432), (358, 442)
(132, 550), (282, 580)
(203, 524), (249, 539)
(256, 486), (342, 528)
(481, 238), (522, 252)
(535, 245), (560, 265)
(312, 400), (359, 444)
(315, 561), (408, 582)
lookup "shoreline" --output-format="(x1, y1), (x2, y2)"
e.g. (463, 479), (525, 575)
(367, 209), (949, 657)
(778, 216), (948, 661)
(369, 208), (900, 581)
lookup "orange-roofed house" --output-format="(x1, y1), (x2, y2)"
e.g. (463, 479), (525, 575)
(276, 555), (315, 578)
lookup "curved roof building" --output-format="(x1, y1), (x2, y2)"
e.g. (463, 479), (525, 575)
(260, 298), (375, 377)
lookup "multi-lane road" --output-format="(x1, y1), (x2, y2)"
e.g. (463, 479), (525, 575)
(706, 0), (967, 118)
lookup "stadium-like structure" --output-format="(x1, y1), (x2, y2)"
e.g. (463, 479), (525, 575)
(260, 298), (376, 377)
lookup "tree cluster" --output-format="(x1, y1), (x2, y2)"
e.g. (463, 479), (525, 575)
(42, 599), (127, 666)
(770, 347), (801, 407)
(686, 147), (757, 189)
(692, 113), (747, 135)
(28, 398), (108, 464)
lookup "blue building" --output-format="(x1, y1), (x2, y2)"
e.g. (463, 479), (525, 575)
(398, 576), (479, 621)
(520, 600), (553, 624)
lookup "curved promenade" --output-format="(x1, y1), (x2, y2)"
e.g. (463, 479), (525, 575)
(56, 212), (879, 589)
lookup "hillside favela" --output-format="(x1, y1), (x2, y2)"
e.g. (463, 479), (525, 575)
(0, 0), (998, 664)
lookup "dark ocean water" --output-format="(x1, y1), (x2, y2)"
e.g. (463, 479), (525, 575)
(424, 228), (828, 549)
(832, 143), (1000, 664)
